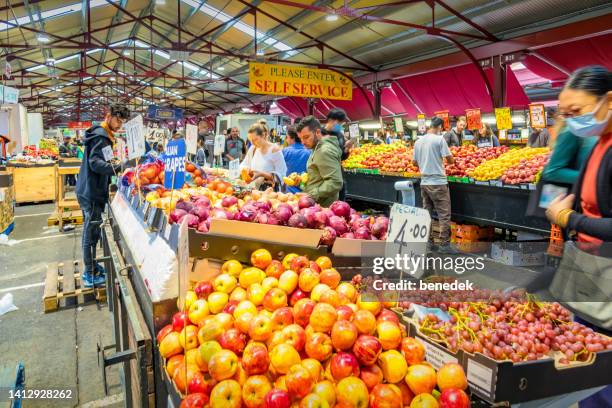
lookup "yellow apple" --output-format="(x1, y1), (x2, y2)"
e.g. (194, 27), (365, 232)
(208, 291), (229, 314)
(278, 270), (298, 294)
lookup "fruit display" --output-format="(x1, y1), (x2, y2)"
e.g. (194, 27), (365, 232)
(282, 172), (308, 188)
(468, 147), (549, 181)
(165, 190), (390, 244)
(444, 146), (507, 177)
(123, 159), (165, 187)
(343, 142), (419, 175)
(500, 153), (549, 185)
(158, 250), (471, 408)
(416, 297), (612, 364)
(186, 162), (207, 187)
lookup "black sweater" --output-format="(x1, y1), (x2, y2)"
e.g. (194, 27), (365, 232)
(567, 138), (612, 245)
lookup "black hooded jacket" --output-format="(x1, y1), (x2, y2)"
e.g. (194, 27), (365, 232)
(76, 125), (118, 203)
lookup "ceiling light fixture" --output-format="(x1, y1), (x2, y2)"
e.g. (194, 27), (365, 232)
(326, 14), (338, 22)
(217, 66), (225, 71)
(123, 51), (131, 56)
(37, 35), (50, 42)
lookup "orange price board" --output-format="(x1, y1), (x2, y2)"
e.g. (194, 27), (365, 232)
(465, 108), (482, 130)
(529, 104), (547, 129)
(435, 110), (450, 131)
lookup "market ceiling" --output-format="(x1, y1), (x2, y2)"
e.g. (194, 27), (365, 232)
(1, 0), (610, 124)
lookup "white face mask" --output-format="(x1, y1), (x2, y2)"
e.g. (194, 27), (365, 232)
(565, 96), (611, 138)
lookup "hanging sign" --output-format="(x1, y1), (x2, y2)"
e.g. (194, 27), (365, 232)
(248, 62), (352, 100)
(124, 114), (145, 160)
(393, 117), (404, 133)
(116, 138), (127, 163)
(147, 105), (184, 120)
(349, 123), (360, 140)
(495, 108), (512, 130)
(67, 121), (92, 130)
(163, 138), (186, 189)
(434, 111), (450, 131)
(213, 134), (225, 156)
(0, 84), (19, 104)
(529, 104), (546, 129)
(417, 114), (426, 134)
(228, 159), (240, 179)
(465, 108), (482, 131)
(185, 123), (198, 155)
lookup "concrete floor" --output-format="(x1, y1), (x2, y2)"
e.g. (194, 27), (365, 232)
(0, 203), (123, 407)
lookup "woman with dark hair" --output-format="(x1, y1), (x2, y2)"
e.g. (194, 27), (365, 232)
(241, 123), (287, 189)
(473, 123), (500, 148)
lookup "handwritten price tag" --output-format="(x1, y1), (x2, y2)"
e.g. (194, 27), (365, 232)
(385, 204), (431, 278)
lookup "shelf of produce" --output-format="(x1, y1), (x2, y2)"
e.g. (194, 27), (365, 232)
(343, 172), (551, 234)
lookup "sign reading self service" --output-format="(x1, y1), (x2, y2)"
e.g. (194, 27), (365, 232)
(249, 62), (352, 100)
(164, 139), (186, 189)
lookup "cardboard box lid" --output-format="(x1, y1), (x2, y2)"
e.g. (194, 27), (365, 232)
(209, 219), (323, 248)
(0, 172), (12, 188)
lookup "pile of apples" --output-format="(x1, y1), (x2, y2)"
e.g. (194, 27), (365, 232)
(468, 147), (549, 181)
(123, 159), (165, 187)
(343, 142), (418, 174)
(444, 146), (508, 177)
(500, 153), (549, 185)
(157, 250), (471, 408)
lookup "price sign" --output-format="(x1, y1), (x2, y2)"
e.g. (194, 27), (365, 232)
(186, 123), (198, 154)
(177, 217), (190, 310)
(228, 159), (240, 179)
(465, 108), (482, 131)
(434, 111), (450, 131)
(163, 138), (186, 189)
(116, 137), (127, 163)
(529, 104), (546, 129)
(394, 117), (404, 133)
(349, 123), (360, 140)
(124, 114), (145, 160)
(417, 114), (426, 134)
(214, 134), (225, 156)
(495, 108), (512, 130)
(385, 204), (431, 278)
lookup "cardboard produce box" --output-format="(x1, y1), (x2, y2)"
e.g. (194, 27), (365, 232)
(490, 242), (546, 266)
(0, 185), (15, 233)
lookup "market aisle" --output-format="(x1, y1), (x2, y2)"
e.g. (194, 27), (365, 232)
(0, 204), (122, 407)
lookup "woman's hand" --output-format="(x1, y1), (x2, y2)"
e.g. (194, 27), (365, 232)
(546, 194), (575, 224)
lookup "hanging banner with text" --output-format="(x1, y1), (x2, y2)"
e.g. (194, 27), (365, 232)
(465, 108), (482, 131)
(416, 114), (427, 134)
(248, 62), (352, 100)
(529, 104), (546, 129)
(495, 107), (512, 130)
(434, 110), (450, 131)
(124, 114), (146, 160)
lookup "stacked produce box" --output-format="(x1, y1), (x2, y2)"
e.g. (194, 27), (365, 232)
(0, 171), (14, 234)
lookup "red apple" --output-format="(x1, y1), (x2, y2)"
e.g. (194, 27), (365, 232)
(271, 307), (294, 331)
(172, 363), (200, 394)
(352, 335), (382, 366)
(263, 288), (288, 312)
(331, 320), (358, 351)
(264, 389), (291, 408)
(265, 260), (285, 279)
(166, 354), (185, 379)
(369, 384), (402, 408)
(180, 393), (209, 408)
(293, 298), (316, 327)
(330, 352), (360, 380)
(286, 364), (315, 399)
(360, 364), (384, 391)
(353, 310), (377, 335)
(400, 337), (425, 365)
(249, 314), (273, 341)
(377, 309), (400, 325)
(309, 303), (337, 333)
(242, 375), (272, 408)
(223, 300), (239, 315)
(194, 281), (214, 299)
(157, 324), (174, 343)
(219, 328), (247, 355)
(439, 389), (471, 408)
(308, 261), (321, 274)
(281, 324), (306, 352)
(172, 311), (192, 332)
(242, 342), (270, 375)
(188, 370), (211, 395)
(289, 289), (307, 306)
(336, 305), (355, 321)
(305, 332), (333, 361)
(290, 256), (310, 273)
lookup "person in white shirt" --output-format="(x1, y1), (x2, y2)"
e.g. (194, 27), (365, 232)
(413, 117), (456, 253)
(241, 123), (287, 189)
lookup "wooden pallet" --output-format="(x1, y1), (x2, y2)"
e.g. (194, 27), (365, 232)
(47, 210), (83, 226)
(43, 261), (106, 313)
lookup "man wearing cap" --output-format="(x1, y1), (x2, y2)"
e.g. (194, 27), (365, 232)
(76, 104), (130, 287)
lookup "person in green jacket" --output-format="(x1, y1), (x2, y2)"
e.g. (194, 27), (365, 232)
(541, 128), (597, 185)
(297, 116), (343, 207)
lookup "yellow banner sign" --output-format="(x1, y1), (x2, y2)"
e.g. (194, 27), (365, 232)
(495, 107), (512, 130)
(249, 62), (352, 100)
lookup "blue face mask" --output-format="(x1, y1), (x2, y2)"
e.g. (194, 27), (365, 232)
(565, 97), (611, 138)
(332, 123), (343, 134)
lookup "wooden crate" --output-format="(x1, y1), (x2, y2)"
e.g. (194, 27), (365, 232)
(8, 165), (56, 203)
(43, 261), (106, 313)
(47, 210), (83, 226)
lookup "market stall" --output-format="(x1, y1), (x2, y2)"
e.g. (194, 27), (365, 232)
(6, 162), (56, 204)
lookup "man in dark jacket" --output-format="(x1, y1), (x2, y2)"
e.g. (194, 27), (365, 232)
(324, 108), (349, 199)
(76, 104), (129, 287)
